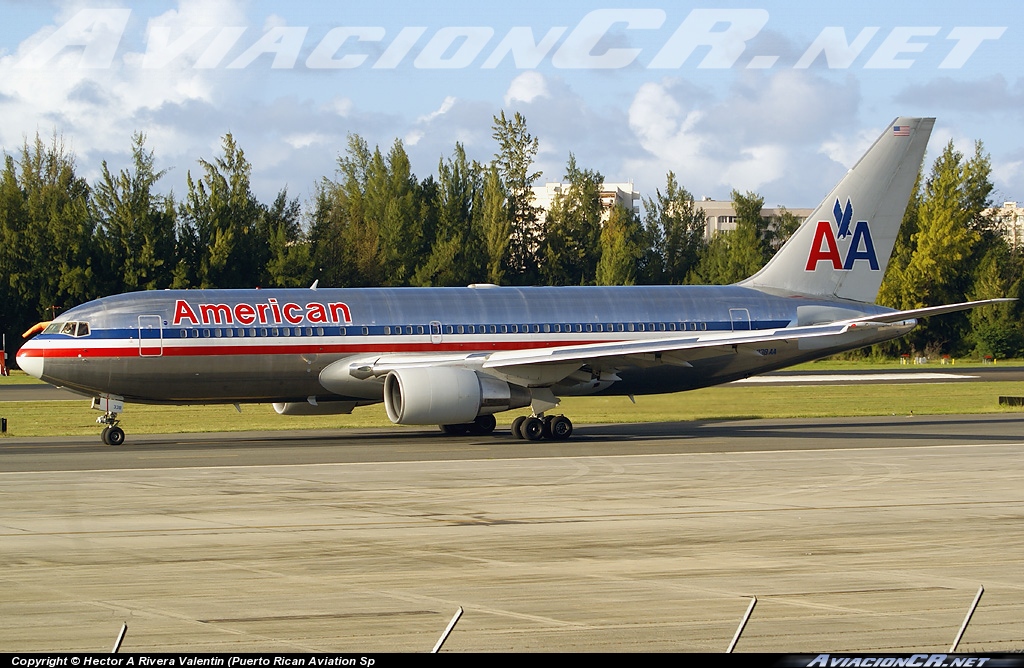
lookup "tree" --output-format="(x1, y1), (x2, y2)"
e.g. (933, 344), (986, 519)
(310, 134), (383, 287)
(92, 132), (176, 293)
(4, 134), (97, 323)
(890, 140), (991, 353)
(539, 154), (603, 285)
(262, 188), (310, 288)
(177, 133), (267, 288)
(480, 164), (511, 284)
(968, 243), (1024, 358)
(414, 144), (487, 286)
(689, 189), (766, 284)
(492, 110), (542, 282)
(639, 172), (706, 284)
(369, 139), (423, 286)
(596, 204), (643, 285)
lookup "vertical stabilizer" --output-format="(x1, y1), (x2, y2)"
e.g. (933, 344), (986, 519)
(740, 117), (934, 303)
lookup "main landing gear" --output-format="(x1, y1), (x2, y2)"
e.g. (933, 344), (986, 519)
(98, 412), (125, 446)
(439, 414), (497, 436)
(510, 414), (573, 441)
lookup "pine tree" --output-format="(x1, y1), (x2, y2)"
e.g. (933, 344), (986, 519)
(639, 172), (706, 284)
(539, 154), (603, 285)
(596, 204), (643, 285)
(92, 132), (176, 293)
(492, 111), (542, 282)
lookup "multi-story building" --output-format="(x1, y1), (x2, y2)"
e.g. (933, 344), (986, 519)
(531, 182), (640, 220)
(698, 197), (814, 240)
(985, 201), (1024, 248)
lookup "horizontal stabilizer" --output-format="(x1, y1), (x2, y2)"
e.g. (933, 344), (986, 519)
(844, 298), (1016, 325)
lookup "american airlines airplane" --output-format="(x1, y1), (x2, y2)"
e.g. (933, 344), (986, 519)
(15, 117), (1006, 445)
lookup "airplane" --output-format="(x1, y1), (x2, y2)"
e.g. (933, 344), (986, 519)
(14, 117), (1010, 445)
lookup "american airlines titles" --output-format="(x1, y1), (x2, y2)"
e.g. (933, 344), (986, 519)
(172, 299), (353, 327)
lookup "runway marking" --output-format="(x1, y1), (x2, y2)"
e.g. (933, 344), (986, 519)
(733, 372), (978, 383)
(2, 440), (1023, 476)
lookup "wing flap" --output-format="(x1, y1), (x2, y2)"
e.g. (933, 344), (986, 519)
(482, 323), (849, 370)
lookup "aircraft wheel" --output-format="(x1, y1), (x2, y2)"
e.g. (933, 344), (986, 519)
(521, 416), (545, 441)
(511, 416), (527, 439)
(469, 414), (496, 435)
(541, 415), (554, 439)
(549, 416), (573, 440)
(106, 426), (125, 446)
(101, 427), (111, 445)
(440, 424), (469, 435)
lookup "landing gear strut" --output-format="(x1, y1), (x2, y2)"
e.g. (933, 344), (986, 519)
(511, 414), (573, 441)
(97, 412), (125, 446)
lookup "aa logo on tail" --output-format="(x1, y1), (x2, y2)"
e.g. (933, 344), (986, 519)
(804, 199), (879, 271)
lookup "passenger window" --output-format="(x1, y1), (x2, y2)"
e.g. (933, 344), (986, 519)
(544, 324), (551, 333)
(202, 329), (211, 338)
(457, 325), (464, 334)
(316, 327), (324, 336)
(191, 329), (199, 338)
(214, 329), (222, 338)
(260, 328), (268, 337)
(225, 329), (233, 337)
(361, 327), (369, 336)
(282, 328), (290, 337)
(179, 329), (186, 338)
(384, 326), (391, 335)
(417, 325), (424, 335)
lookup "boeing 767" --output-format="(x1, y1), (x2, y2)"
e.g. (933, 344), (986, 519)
(16, 117), (1008, 445)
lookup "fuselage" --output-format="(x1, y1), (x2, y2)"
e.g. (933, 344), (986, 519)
(17, 285), (908, 405)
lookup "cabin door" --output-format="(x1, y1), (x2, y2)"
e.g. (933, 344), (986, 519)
(729, 308), (751, 331)
(138, 315), (163, 357)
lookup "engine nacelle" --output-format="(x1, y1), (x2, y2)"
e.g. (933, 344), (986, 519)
(273, 401), (358, 416)
(383, 367), (531, 425)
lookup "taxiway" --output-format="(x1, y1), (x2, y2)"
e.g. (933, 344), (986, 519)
(1, 415), (1023, 653)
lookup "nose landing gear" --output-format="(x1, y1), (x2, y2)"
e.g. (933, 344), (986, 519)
(97, 412), (125, 446)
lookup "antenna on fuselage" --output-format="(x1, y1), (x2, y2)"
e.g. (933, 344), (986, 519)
(310, 279), (319, 291)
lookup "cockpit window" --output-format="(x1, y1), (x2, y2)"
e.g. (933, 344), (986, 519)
(52, 321), (91, 337)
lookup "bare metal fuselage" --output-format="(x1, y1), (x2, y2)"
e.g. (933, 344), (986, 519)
(20, 285), (910, 406)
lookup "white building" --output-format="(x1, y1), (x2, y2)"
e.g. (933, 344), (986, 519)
(531, 182), (640, 220)
(985, 201), (1024, 248)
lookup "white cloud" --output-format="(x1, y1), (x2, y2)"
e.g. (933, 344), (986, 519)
(504, 71), (549, 105)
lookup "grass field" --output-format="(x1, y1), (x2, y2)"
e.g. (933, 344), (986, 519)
(3, 369), (1023, 438)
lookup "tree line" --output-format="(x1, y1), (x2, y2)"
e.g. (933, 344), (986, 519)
(1, 113), (1022, 361)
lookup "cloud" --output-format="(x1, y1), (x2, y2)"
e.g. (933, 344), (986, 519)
(894, 75), (1024, 113)
(504, 71), (548, 105)
(623, 70), (862, 204)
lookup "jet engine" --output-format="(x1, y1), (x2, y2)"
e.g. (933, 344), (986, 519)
(383, 367), (531, 425)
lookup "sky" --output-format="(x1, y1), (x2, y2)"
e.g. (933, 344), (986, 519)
(0, 0), (1022, 213)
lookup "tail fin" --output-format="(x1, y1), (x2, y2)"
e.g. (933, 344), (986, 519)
(740, 117), (934, 303)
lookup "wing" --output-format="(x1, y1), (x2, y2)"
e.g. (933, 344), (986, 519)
(336, 298), (1013, 390)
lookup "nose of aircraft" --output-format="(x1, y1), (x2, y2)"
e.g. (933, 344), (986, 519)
(16, 347), (44, 380)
